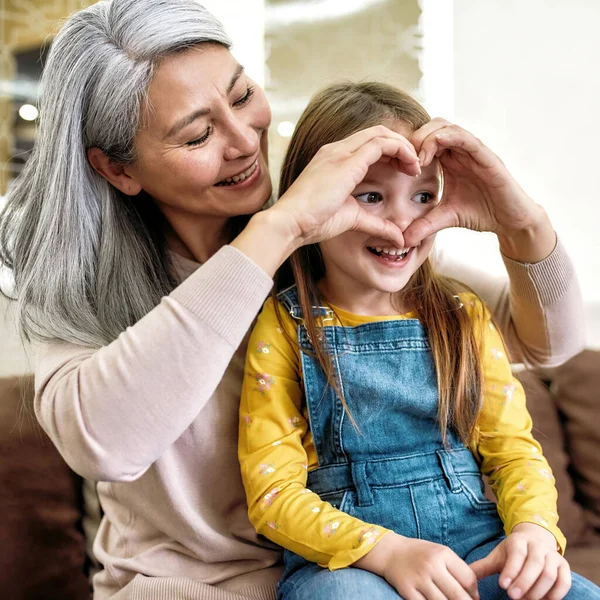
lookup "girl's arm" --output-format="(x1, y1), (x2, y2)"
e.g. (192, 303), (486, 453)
(239, 298), (389, 570)
(435, 237), (583, 368)
(467, 293), (566, 553)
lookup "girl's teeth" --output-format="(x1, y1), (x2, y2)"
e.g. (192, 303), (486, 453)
(369, 247), (410, 259)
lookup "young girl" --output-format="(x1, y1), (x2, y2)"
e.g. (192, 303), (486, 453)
(238, 82), (600, 600)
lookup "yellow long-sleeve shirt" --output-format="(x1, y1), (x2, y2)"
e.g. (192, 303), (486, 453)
(239, 292), (565, 571)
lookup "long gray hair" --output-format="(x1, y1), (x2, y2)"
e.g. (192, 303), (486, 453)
(0, 0), (231, 347)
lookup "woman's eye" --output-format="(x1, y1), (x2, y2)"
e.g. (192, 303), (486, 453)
(186, 126), (212, 147)
(233, 85), (255, 107)
(355, 191), (383, 204)
(413, 191), (435, 204)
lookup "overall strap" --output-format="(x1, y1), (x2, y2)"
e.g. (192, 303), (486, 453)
(276, 285), (334, 323)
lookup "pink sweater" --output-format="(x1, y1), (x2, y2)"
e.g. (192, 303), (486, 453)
(33, 240), (583, 600)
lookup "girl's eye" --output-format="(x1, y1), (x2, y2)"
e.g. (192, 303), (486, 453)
(355, 191), (383, 204)
(413, 191), (435, 204)
(186, 126), (212, 147)
(234, 85), (255, 107)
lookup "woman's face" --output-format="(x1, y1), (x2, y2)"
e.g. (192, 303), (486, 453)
(126, 44), (272, 220)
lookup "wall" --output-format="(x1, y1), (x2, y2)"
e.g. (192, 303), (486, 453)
(421, 0), (600, 346)
(199, 0), (265, 86)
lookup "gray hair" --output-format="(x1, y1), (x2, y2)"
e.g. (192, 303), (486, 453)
(0, 0), (231, 347)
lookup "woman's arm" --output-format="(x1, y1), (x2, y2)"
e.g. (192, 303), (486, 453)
(406, 120), (584, 367)
(35, 245), (273, 482)
(435, 236), (584, 367)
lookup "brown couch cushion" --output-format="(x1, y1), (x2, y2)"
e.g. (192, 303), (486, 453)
(515, 370), (592, 546)
(551, 350), (600, 531)
(0, 376), (90, 599)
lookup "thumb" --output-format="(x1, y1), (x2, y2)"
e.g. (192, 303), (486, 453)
(355, 210), (405, 248)
(402, 205), (458, 247)
(470, 550), (502, 581)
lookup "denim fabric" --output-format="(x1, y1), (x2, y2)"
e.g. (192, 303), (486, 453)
(279, 563), (600, 600)
(276, 286), (600, 600)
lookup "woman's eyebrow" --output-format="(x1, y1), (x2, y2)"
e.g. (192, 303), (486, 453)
(164, 65), (245, 140)
(227, 64), (245, 94)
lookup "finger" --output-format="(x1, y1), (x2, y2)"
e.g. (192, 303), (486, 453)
(353, 205), (405, 247)
(545, 562), (571, 600)
(506, 548), (546, 599)
(404, 589), (426, 600)
(352, 136), (421, 176)
(447, 555), (481, 599)
(433, 569), (479, 600)
(521, 554), (560, 600)
(340, 124), (415, 155)
(401, 204), (458, 247)
(496, 537), (528, 591)
(470, 553), (501, 582)
(414, 123), (458, 167)
(433, 129), (498, 170)
(416, 579), (447, 600)
(409, 117), (452, 155)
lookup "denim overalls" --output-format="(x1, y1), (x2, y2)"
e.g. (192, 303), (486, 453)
(276, 286), (600, 600)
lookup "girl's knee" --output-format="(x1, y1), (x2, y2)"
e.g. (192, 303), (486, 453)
(566, 572), (600, 598)
(280, 567), (400, 600)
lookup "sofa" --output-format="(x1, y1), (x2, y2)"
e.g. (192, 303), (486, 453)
(1, 351), (599, 597)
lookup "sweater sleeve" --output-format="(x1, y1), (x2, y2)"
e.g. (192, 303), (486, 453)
(33, 245), (273, 482)
(465, 295), (566, 553)
(239, 298), (389, 570)
(434, 237), (584, 368)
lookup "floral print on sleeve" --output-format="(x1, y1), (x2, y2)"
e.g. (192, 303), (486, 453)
(239, 297), (391, 571)
(467, 293), (566, 554)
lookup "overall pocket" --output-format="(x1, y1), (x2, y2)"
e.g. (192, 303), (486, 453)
(319, 489), (350, 513)
(458, 473), (499, 511)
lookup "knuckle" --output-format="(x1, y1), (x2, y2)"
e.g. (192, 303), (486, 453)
(317, 143), (333, 156)
(541, 565), (556, 580)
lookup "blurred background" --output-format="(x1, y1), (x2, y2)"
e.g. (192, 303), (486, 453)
(1, 0), (600, 378)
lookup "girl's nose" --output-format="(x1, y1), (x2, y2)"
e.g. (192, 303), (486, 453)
(384, 201), (415, 233)
(223, 117), (259, 161)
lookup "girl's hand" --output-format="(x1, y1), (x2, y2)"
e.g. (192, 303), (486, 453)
(404, 120), (555, 261)
(470, 523), (571, 600)
(269, 125), (421, 249)
(355, 532), (480, 600)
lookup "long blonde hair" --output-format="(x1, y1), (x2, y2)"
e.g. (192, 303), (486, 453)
(276, 81), (483, 445)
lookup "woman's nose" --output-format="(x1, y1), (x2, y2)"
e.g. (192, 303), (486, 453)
(223, 117), (259, 161)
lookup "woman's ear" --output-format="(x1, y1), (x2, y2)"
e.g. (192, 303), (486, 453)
(87, 147), (143, 196)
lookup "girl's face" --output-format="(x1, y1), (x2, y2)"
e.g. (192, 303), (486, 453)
(318, 122), (441, 315)
(125, 44), (272, 221)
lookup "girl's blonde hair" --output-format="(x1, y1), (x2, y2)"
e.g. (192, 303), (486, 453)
(276, 81), (483, 445)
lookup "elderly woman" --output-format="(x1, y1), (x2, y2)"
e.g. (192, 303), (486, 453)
(0, 1), (583, 599)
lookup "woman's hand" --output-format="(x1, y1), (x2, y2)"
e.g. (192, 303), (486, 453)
(355, 532), (480, 600)
(470, 523), (571, 600)
(404, 119), (556, 262)
(269, 125), (421, 249)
